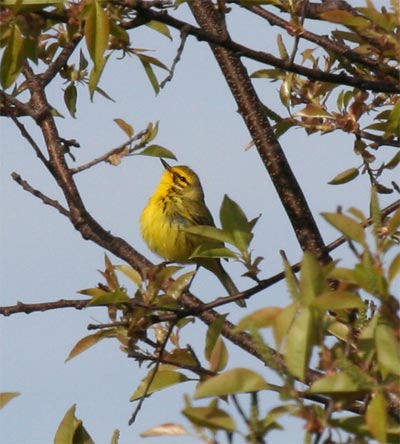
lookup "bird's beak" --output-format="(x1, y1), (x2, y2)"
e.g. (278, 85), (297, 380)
(160, 158), (172, 170)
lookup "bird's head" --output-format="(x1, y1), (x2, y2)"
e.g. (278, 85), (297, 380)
(160, 158), (204, 198)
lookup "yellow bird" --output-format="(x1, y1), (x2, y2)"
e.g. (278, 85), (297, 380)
(141, 159), (245, 307)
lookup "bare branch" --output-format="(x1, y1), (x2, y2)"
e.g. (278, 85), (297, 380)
(0, 298), (88, 316)
(11, 116), (50, 168)
(160, 25), (190, 89)
(0, 90), (36, 118)
(128, 321), (175, 425)
(11, 172), (70, 217)
(70, 129), (149, 174)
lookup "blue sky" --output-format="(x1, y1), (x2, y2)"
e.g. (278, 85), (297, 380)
(0, 1), (396, 443)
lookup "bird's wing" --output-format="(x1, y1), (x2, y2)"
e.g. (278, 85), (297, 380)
(172, 197), (215, 227)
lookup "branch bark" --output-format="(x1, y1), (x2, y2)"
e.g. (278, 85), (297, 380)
(187, 0), (330, 264)
(137, 8), (400, 93)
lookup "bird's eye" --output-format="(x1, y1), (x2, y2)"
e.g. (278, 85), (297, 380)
(176, 174), (188, 184)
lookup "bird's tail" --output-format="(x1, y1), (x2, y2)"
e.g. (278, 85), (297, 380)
(200, 259), (246, 307)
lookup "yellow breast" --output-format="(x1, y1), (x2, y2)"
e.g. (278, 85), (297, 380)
(140, 193), (195, 263)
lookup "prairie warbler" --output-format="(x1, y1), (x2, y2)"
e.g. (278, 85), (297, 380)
(141, 159), (245, 307)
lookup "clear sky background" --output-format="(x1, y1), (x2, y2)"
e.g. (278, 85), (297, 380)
(0, 1), (397, 443)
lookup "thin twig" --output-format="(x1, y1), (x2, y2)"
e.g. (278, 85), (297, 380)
(134, 8), (399, 93)
(160, 25), (189, 89)
(11, 116), (50, 168)
(0, 299), (87, 316)
(87, 321), (129, 330)
(235, 1), (399, 82)
(11, 172), (70, 218)
(40, 39), (81, 87)
(128, 321), (175, 425)
(288, 0), (308, 66)
(1, 198), (399, 318)
(70, 129), (149, 174)
(128, 349), (215, 377)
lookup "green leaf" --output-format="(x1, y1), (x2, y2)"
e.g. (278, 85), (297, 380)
(114, 264), (142, 286)
(0, 392), (20, 409)
(205, 315), (227, 362)
(299, 252), (325, 304)
(84, 0), (109, 67)
(328, 167), (359, 185)
(183, 405), (236, 432)
(113, 118), (134, 137)
(64, 83), (77, 118)
(330, 416), (369, 436)
(78, 287), (108, 298)
(65, 329), (118, 362)
(195, 368), (269, 398)
(322, 212), (366, 245)
(190, 245), (237, 260)
(208, 337), (229, 372)
(320, 10), (371, 29)
(370, 186), (381, 238)
(375, 321), (400, 376)
(148, 265), (183, 295)
(1, 23), (24, 89)
(279, 73), (292, 109)
(140, 60), (160, 94)
(166, 270), (195, 300)
(276, 34), (288, 60)
(312, 291), (364, 310)
(294, 104), (334, 119)
(284, 306), (316, 380)
(309, 372), (370, 395)
(388, 253), (400, 284)
(282, 255), (301, 301)
(136, 53), (169, 70)
(386, 99), (400, 135)
(348, 206), (366, 221)
(86, 288), (130, 306)
(220, 195), (253, 251)
(130, 368), (189, 401)
(220, 195), (248, 231)
(385, 151), (400, 170)
(139, 145), (177, 160)
(88, 55), (107, 99)
(250, 68), (285, 80)
(183, 225), (233, 246)
(54, 404), (94, 444)
(353, 252), (388, 297)
(235, 307), (282, 331)
(273, 303), (297, 348)
(366, 392), (388, 443)
(145, 20), (172, 40)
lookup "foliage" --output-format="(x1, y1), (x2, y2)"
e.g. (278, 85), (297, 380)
(62, 195), (400, 443)
(1, 0), (399, 443)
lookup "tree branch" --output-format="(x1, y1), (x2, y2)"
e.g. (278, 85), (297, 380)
(0, 90), (36, 118)
(235, 2), (398, 82)
(11, 116), (51, 168)
(70, 129), (150, 174)
(188, 0), (331, 265)
(135, 9), (399, 94)
(11, 172), (70, 217)
(40, 39), (82, 87)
